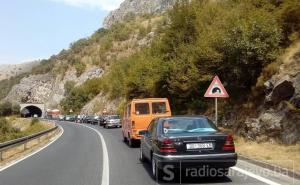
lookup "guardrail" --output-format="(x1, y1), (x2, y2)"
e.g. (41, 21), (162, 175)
(0, 125), (58, 161)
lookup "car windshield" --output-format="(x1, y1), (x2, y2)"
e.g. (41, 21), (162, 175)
(110, 115), (120, 119)
(162, 118), (218, 135)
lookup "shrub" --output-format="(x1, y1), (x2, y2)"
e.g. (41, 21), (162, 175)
(0, 102), (21, 116)
(31, 118), (39, 126)
(0, 117), (13, 134)
(74, 62), (86, 77)
(31, 59), (55, 75)
(64, 81), (76, 96)
(110, 23), (132, 41)
(0, 102), (12, 116)
(0, 74), (26, 100)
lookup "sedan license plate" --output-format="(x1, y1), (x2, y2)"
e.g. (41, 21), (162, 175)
(186, 143), (213, 150)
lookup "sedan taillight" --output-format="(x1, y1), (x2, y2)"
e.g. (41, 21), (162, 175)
(223, 135), (235, 151)
(159, 138), (177, 153)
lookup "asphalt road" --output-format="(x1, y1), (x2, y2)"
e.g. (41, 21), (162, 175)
(0, 122), (103, 185)
(0, 122), (298, 185)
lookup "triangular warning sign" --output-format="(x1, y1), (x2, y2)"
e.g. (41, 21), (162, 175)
(204, 76), (229, 98)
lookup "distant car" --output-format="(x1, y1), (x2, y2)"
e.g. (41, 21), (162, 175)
(76, 115), (85, 123)
(65, 115), (76, 122)
(82, 115), (88, 123)
(58, 115), (65, 121)
(91, 115), (104, 125)
(139, 116), (237, 179)
(86, 116), (95, 124)
(100, 115), (108, 126)
(104, 115), (121, 128)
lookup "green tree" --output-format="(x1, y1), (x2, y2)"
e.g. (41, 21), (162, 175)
(0, 102), (12, 116)
(64, 81), (76, 96)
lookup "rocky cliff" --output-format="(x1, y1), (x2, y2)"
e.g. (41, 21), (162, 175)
(103, 0), (175, 28)
(240, 42), (300, 144)
(4, 67), (103, 109)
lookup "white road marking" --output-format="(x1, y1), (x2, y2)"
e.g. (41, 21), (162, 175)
(231, 167), (282, 185)
(78, 124), (109, 185)
(0, 125), (64, 172)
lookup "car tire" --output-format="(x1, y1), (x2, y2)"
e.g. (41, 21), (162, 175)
(128, 135), (135, 148)
(139, 146), (146, 162)
(123, 133), (127, 142)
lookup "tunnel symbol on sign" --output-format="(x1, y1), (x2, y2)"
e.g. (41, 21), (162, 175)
(212, 87), (221, 94)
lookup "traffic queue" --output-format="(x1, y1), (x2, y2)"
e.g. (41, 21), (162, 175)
(56, 76), (237, 180)
(57, 114), (121, 129)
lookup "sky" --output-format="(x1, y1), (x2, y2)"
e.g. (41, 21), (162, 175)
(0, 0), (123, 64)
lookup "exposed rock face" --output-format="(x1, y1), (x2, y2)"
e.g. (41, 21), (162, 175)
(103, 0), (176, 28)
(4, 74), (54, 104)
(242, 42), (300, 144)
(4, 67), (104, 109)
(266, 75), (295, 105)
(81, 92), (123, 115)
(242, 106), (300, 144)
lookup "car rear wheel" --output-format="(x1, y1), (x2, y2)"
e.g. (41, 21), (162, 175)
(122, 133), (127, 142)
(139, 146), (146, 162)
(128, 135), (135, 148)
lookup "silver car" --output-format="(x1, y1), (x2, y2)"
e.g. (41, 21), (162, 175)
(104, 115), (121, 128)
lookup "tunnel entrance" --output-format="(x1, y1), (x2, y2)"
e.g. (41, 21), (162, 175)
(21, 106), (43, 118)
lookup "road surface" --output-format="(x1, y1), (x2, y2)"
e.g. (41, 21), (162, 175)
(0, 121), (298, 185)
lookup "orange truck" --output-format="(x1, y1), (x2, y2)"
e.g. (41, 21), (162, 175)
(122, 98), (171, 147)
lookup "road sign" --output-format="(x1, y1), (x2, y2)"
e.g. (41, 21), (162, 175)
(204, 76), (229, 127)
(204, 76), (229, 98)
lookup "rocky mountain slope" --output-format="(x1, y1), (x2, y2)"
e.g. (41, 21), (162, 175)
(0, 61), (40, 81)
(0, 0), (299, 145)
(4, 67), (103, 109)
(0, 0), (169, 110)
(103, 0), (175, 28)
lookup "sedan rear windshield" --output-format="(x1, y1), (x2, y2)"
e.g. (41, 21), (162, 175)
(162, 118), (218, 135)
(109, 115), (120, 119)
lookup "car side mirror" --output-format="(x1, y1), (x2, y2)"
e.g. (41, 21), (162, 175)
(139, 130), (148, 136)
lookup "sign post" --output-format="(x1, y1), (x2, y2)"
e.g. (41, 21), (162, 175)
(204, 76), (229, 127)
(215, 97), (218, 126)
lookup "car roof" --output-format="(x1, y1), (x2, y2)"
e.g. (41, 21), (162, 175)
(157, 115), (209, 120)
(131, 98), (168, 102)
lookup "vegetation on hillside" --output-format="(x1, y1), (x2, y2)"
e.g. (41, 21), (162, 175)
(61, 0), (300, 114)
(29, 15), (162, 78)
(0, 74), (28, 100)
(0, 117), (49, 143)
(0, 101), (20, 116)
